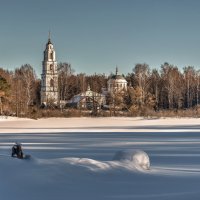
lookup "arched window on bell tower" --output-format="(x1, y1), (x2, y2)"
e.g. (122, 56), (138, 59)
(50, 79), (54, 87)
(50, 64), (53, 71)
(50, 52), (53, 60)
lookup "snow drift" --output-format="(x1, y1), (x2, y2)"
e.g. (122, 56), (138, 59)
(62, 149), (151, 172)
(42, 150), (151, 172)
(113, 150), (150, 170)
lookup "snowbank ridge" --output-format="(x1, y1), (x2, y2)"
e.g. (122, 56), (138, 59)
(113, 150), (150, 170)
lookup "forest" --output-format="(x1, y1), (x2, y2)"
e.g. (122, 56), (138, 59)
(1, 62), (200, 118)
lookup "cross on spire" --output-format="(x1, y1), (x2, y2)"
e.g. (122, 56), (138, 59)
(47, 31), (52, 44)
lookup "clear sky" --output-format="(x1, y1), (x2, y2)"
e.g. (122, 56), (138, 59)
(1, 0), (200, 77)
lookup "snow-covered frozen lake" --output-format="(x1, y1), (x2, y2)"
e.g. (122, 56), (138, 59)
(1, 131), (200, 199)
(1, 117), (200, 199)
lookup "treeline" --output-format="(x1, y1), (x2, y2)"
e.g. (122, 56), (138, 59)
(126, 63), (200, 116)
(0, 62), (200, 118)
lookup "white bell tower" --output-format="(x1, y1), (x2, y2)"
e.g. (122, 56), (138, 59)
(41, 33), (59, 105)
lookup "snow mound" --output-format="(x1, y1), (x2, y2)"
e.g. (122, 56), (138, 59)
(113, 150), (150, 170)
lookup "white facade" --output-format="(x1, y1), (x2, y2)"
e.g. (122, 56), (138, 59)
(107, 68), (127, 94)
(68, 85), (106, 109)
(41, 36), (59, 105)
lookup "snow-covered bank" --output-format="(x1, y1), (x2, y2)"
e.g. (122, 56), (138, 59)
(1, 117), (200, 133)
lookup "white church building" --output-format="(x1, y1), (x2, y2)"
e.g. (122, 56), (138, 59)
(40, 36), (128, 107)
(67, 85), (106, 109)
(41, 35), (59, 106)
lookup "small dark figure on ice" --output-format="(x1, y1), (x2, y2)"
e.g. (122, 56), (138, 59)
(12, 143), (24, 159)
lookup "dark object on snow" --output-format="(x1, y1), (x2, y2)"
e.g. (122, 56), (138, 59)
(12, 143), (24, 159)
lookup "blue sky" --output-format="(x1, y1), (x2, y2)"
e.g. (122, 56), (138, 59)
(1, 0), (200, 77)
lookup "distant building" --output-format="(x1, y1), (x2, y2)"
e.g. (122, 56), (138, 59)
(41, 34), (59, 105)
(67, 85), (106, 109)
(107, 67), (127, 94)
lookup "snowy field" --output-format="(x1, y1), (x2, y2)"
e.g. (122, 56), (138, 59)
(1, 117), (200, 200)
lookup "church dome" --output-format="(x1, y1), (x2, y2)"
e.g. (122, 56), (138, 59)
(110, 74), (126, 80)
(107, 67), (127, 94)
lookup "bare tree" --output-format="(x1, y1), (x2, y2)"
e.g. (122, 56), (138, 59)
(160, 63), (183, 109)
(184, 66), (196, 108)
(0, 76), (10, 114)
(196, 70), (200, 106)
(58, 62), (75, 102)
(133, 63), (151, 106)
(14, 64), (37, 115)
(149, 69), (160, 110)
